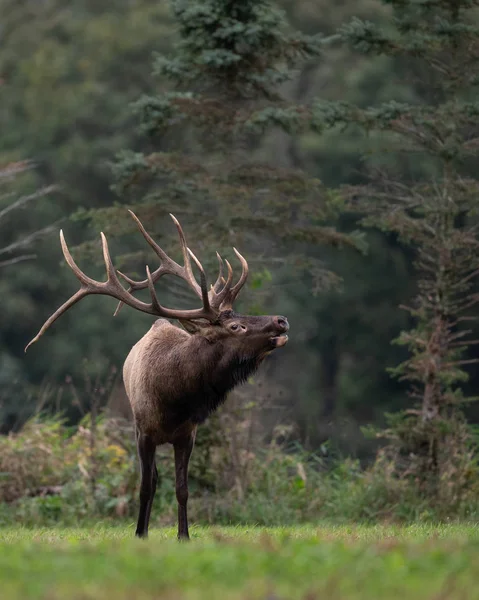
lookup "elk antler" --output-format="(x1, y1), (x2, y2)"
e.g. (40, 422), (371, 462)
(114, 211), (207, 316)
(207, 249), (248, 311)
(25, 212), (250, 352)
(25, 212), (220, 352)
(114, 211), (249, 314)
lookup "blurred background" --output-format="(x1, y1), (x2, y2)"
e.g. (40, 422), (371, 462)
(1, 0), (478, 525)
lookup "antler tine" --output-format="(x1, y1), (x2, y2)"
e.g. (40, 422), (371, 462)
(26, 230), (148, 352)
(100, 232), (121, 283)
(212, 252), (224, 293)
(60, 229), (95, 287)
(169, 214), (202, 297)
(25, 229), (104, 351)
(116, 270), (137, 286)
(25, 287), (89, 352)
(146, 265), (162, 313)
(128, 210), (170, 263)
(218, 248), (249, 311)
(187, 248), (211, 313)
(113, 211), (203, 316)
(114, 270), (144, 316)
(209, 259), (233, 309)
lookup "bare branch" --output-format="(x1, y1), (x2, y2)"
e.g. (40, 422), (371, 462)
(0, 254), (37, 268)
(0, 223), (58, 257)
(0, 185), (57, 223)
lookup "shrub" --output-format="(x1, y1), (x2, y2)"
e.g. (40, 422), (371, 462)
(2, 408), (479, 527)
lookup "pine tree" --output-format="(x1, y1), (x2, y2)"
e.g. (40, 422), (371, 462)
(314, 0), (479, 506)
(80, 0), (361, 296)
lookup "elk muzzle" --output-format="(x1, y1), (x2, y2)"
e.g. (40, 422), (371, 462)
(270, 315), (289, 348)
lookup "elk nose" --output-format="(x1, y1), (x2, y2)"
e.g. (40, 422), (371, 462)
(273, 316), (289, 331)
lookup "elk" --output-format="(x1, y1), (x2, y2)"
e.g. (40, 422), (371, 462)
(25, 211), (289, 540)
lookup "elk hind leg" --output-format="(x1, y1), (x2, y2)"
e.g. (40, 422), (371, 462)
(145, 463), (158, 529)
(135, 432), (157, 538)
(173, 430), (196, 541)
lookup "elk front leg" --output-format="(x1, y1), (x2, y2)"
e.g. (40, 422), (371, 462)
(135, 432), (157, 538)
(173, 429), (196, 541)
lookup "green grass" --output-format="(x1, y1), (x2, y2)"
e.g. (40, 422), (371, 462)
(2, 524), (479, 599)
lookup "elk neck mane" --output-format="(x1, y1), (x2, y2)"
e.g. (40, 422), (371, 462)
(141, 321), (265, 425)
(187, 335), (265, 424)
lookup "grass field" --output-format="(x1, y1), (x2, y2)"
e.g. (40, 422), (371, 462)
(1, 523), (479, 599)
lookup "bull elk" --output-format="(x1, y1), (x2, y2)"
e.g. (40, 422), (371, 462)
(25, 211), (289, 539)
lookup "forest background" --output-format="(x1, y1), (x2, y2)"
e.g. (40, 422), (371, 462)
(1, 0), (479, 525)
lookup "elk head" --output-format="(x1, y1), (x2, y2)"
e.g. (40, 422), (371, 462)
(25, 211), (289, 353)
(179, 310), (288, 355)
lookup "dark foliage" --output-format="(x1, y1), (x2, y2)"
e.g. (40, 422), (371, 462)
(77, 0), (361, 293)
(316, 0), (479, 498)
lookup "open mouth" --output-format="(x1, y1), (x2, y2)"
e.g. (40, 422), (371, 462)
(270, 334), (288, 348)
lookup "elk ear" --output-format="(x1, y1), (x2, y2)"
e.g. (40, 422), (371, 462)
(178, 319), (213, 336)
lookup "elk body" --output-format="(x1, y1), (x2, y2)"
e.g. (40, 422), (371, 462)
(26, 212), (289, 539)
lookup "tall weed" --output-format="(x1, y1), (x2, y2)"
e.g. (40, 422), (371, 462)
(2, 407), (479, 526)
